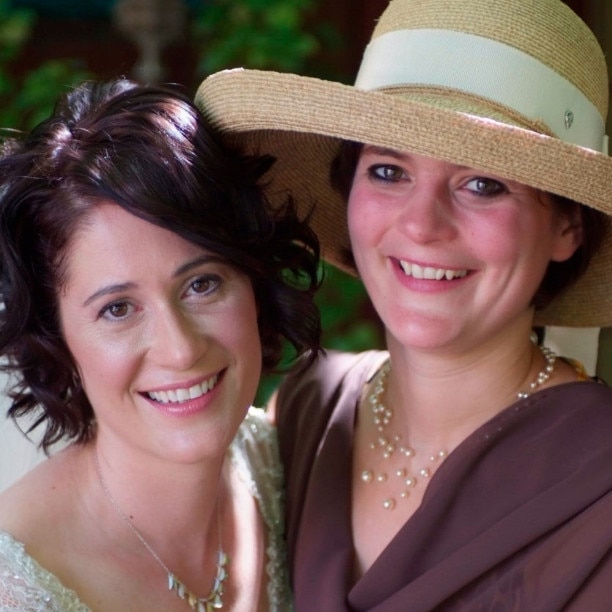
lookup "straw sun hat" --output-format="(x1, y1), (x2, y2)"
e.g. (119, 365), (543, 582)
(196, 0), (612, 327)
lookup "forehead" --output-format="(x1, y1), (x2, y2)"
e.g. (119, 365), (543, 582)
(61, 204), (205, 286)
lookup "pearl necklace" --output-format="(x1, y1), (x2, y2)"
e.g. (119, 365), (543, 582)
(361, 345), (557, 510)
(94, 453), (229, 611)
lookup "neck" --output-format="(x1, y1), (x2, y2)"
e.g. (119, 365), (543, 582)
(382, 326), (545, 452)
(86, 441), (225, 567)
(87, 441), (234, 608)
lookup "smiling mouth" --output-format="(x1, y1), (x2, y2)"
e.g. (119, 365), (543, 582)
(399, 260), (468, 280)
(146, 374), (220, 404)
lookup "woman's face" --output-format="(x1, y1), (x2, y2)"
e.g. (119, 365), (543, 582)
(58, 204), (262, 463)
(347, 147), (581, 352)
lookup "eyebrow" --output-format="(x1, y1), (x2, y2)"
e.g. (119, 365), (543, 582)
(361, 145), (408, 160)
(82, 254), (228, 307)
(363, 145), (476, 173)
(174, 254), (227, 277)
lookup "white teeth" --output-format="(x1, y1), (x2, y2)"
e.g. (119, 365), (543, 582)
(412, 263), (423, 279)
(147, 374), (219, 404)
(399, 260), (467, 280)
(188, 383), (202, 399)
(176, 388), (189, 402)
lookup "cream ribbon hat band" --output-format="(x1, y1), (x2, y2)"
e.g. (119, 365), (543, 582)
(356, 29), (608, 154)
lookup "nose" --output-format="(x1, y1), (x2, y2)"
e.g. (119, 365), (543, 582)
(149, 307), (206, 370)
(396, 181), (456, 243)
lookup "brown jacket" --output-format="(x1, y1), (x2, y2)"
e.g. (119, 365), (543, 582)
(276, 351), (612, 611)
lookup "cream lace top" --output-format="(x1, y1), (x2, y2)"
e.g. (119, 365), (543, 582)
(0, 408), (292, 611)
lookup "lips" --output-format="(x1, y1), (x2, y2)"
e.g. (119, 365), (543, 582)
(146, 374), (220, 404)
(399, 260), (468, 280)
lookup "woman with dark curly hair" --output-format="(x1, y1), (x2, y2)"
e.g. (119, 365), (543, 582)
(0, 78), (320, 610)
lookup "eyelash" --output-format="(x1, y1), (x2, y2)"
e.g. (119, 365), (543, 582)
(185, 274), (221, 297)
(464, 177), (508, 197)
(368, 164), (405, 182)
(98, 300), (133, 321)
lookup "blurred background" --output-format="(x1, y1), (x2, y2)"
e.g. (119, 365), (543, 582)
(0, 0), (609, 399)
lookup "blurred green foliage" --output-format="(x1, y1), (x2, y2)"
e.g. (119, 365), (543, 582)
(194, 0), (319, 74)
(0, 0), (90, 131)
(317, 265), (382, 351)
(192, 0), (342, 78)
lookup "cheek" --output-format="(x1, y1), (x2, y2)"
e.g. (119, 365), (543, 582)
(64, 325), (140, 396)
(221, 291), (262, 365)
(233, 315), (261, 360)
(241, 302), (263, 363)
(466, 208), (529, 263)
(347, 185), (383, 251)
(227, 299), (263, 403)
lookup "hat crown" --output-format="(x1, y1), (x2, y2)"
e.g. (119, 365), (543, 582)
(369, 0), (608, 122)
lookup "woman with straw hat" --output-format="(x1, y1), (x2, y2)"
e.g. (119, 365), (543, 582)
(196, 0), (612, 608)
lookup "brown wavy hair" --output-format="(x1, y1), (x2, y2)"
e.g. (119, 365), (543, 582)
(0, 78), (321, 452)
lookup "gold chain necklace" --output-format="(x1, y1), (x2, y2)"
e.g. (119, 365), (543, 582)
(361, 345), (557, 510)
(94, 453), (229, 611)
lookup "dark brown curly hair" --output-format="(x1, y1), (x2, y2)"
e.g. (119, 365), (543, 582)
(0, 78), (321, 452)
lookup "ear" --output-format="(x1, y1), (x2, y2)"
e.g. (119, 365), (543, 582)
(550, 205), (583, 263)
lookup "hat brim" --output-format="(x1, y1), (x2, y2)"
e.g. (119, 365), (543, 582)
(196, 69), (612, 327)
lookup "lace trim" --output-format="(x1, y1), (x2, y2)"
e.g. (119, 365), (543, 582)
(228, 407), (293, 611)
(0, 532), (89, 611)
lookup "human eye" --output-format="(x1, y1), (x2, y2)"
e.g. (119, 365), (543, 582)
(368, 164), (407, 183)
(464, 177), (508, 197)
(98, 300), (134, 321)
(185, 274), (221, 297)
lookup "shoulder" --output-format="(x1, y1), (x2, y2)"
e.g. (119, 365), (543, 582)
(231, 407), (278, 466)
(274, 350), (387, 452)
(228, 410), (293, 610)
(0, 531), (89, 611)
(537, 379), (612, 421)
(276, 349), (387, 417)
(552, 380), (612, 438)
(480, 381), (612, 461)
(228, 407), (283, 515)
(0, 447), (77, 539)
(273, 351), (387, 515)
(287, 349), (387, 387)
